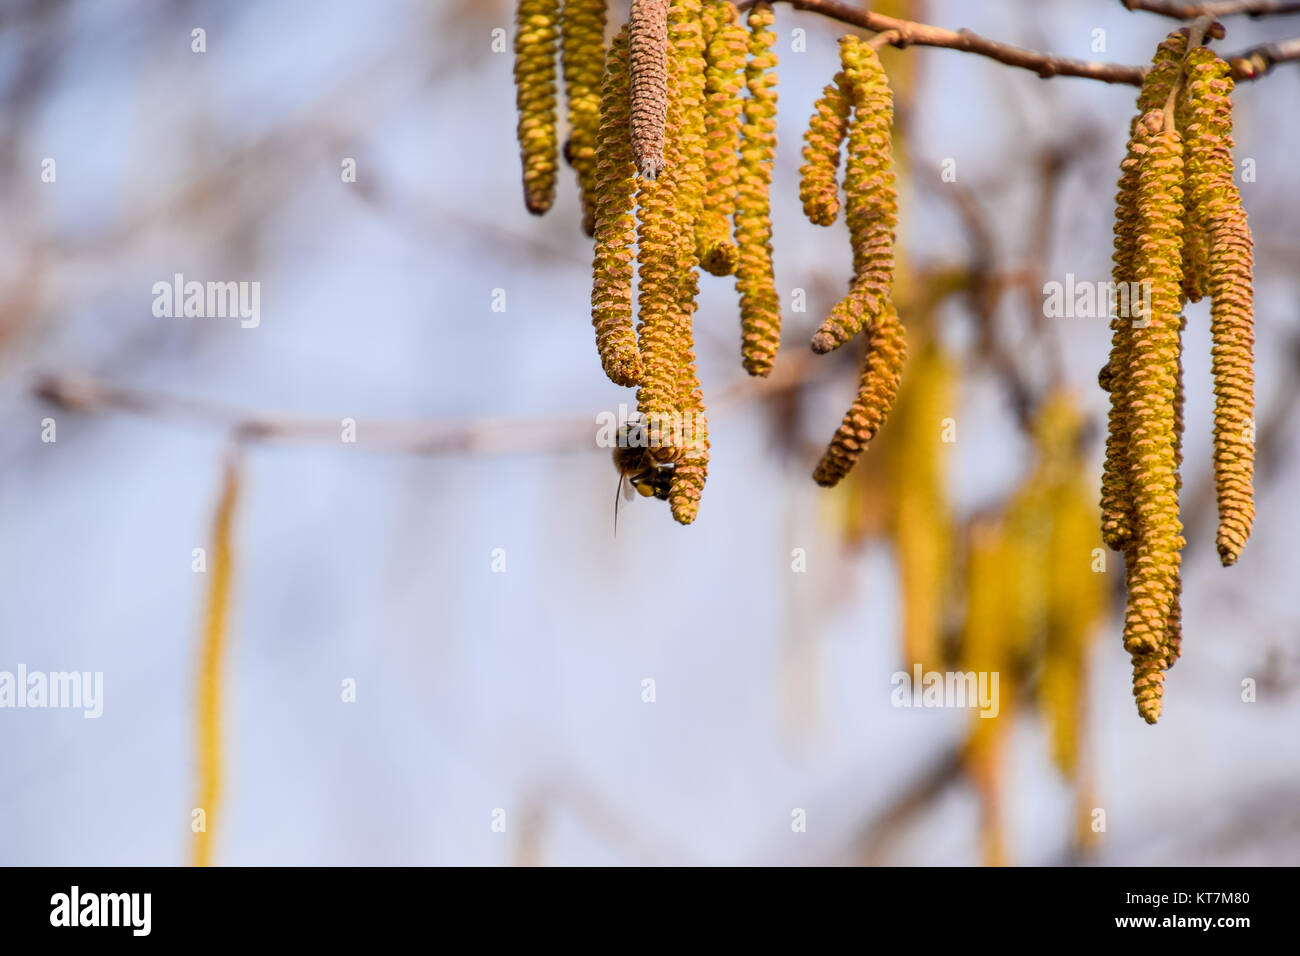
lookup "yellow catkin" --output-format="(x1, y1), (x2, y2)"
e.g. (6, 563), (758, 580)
(194, 450), (241, 867)
(630, 0), (671, 179)
(671, 0), (708, 261)
(695, 1), (747, 276)
(811, 38), (896, 355)
(560, 0), (607, 235)
(961, 515), (1013, 867)
(1185, 51), (1255, 566)
(1132, 649), (1167, 725)
(799, 71), (851, 226)
(589, 28), (643, 387)
(813, 308), (906, 487)
(1123, 110), (1184, 721)
(514, 0), (562, 214)
(666, 0), (710, 523)
(670, 276), (711, 524)
(1035, 396), (1104, 777)
(1159, 317), (1187, 669)
(734, 1), (781, 376)
(1100, 30), (1186, 554)
(888, 341), (953, 672)
(634, 12), (687, 461)
(1175, 80), (1209, 304)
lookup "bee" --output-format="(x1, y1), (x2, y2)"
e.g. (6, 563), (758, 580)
(612, 421), (674, 532)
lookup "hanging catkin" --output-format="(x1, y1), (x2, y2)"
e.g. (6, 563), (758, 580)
(887, 340), (953, 672)
(1185, 50), (1255, 566)
(670, 274), (711, 524)
(514, 0), (562, 214)
(695, 1), (747, 277)
(1035, 396), (1104, 778)
(813, 308), (906, 487)
(799, 70), (851, 227)
(1100, 31), (1187, 554)
(634, 15), (688, 461)
(734, 1), (781, 376)
(560, 0), (607, 235)
(630, 0), (671, 179)
(194, 449), (241, 867)
(1167, 321), (1186, 667)
(1122, 109), (1184, 722)
(589, 28), (644, 387)
(810, 38), (896, 356)
(961, 515), (1013, 867)
(666, 0), (711, 523)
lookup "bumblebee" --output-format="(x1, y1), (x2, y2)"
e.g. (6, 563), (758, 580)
(612, 422), (674, 531)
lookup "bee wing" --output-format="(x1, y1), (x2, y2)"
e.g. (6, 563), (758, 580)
(621, 473), (637, 501)
(614, 474), (630, 538)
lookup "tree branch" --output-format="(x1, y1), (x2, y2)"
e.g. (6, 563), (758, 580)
(1123, 0), (1300, 17)
(734, 0), (1297, 84)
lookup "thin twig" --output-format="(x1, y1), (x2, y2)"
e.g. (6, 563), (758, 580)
(1123, 0), (1300, 18)
(30, 347), (823, 459)
(733, 0), (1297, 84)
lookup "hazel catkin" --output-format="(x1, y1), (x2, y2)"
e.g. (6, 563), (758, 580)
(734, 1), (781, 377)
(514, 0), (562, 215)
(560, 0), (608, 235)
(1121, 111), (1184, 719)
(813, 308), (906, 487)
(1184, 51), (1255, 566)
(799, 71), (851, 227)
(695, 1), (747, 277)
(634, 13), (689, 460)
(590, 27), (644, 387)
(1100, 31), (1185, 555)
(810, 38), (896, 356)
(630, 0), (671, 179)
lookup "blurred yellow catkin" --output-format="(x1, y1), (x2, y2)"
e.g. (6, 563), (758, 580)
(1033, 395), (1105, 779)
(887, 340), (954, 672)
(193, 448), (241, 868)
(960, 515), (1013, 867)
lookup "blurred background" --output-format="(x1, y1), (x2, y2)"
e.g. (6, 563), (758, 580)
(1, 0), (1298, 866)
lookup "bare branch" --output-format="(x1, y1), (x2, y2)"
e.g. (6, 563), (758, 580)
(1123, 0), (1300, 18)
(1224, 34), (1300, 75)
(734, 0), (1296, 84)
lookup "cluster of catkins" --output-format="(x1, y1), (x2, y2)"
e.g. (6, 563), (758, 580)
(799, 36), (903, 488)
(514, 0), (780, 524)
(964, 394), (1105, 864)
(514, 0), (904, 523)
(1100, 29), (1254, 724)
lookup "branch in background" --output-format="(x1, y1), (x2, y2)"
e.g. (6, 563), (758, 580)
(1223, 34), (1300, 75)
(740, 0), (1145, 84)
(845, 744), (965, 865)
(30, 346), (825, 458)
(1123, 0), (1300, 17)
(735, 0), (1298, 84)
(33, 371), (600, 457)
